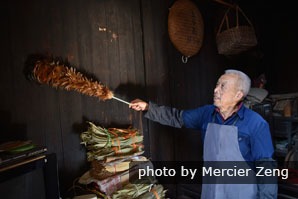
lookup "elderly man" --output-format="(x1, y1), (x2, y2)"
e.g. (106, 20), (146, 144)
(129, 69), (277, 199)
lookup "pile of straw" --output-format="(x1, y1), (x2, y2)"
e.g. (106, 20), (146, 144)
(78, 122), (166, 198)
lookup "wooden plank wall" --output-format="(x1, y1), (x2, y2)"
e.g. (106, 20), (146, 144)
(167, 1), (225, 197)
(0, 0), (224, 198)
(1, 0), (297, 198)
(251, 1), (298, 94)
(0, 0), (147, 197)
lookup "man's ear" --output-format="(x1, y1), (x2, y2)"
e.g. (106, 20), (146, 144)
(235, 91), (244, 100)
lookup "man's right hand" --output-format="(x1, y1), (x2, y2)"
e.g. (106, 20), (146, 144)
(129, 99), (149, 111)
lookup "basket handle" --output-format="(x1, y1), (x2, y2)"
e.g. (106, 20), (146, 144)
(217, 8), (231, 35)
(236, 5), (254, 27)
(217, 5), (254, 35)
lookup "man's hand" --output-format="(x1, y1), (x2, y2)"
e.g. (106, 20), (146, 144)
(129, 99), (149, 111)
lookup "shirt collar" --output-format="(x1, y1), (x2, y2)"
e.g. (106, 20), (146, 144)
(236, 102), (245, 120)
(214, 102), (245, 120)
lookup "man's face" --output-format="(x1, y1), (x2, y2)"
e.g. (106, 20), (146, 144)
(213, 74), (242, 109)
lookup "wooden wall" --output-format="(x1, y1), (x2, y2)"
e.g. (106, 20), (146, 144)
(1, 0), (298, 198)
(0, 0), (149, 197)
(0, 0), (177, 197)
(251, 1), (298, 94)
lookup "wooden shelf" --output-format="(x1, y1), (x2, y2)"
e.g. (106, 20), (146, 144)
(0, 153), (60, 199)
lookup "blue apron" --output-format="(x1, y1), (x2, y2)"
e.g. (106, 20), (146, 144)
(201, 115), (257, 199)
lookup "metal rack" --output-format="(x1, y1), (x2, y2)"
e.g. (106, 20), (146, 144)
(272, 116), (298, 158)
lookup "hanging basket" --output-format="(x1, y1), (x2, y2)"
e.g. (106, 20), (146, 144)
(216, 6), (258, 55)
(168, 0), (204, 63)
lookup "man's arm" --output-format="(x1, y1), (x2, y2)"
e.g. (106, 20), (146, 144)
(129, 99), (184, 128)
(251, 119), (278, 199)
(255, 159), (278, 199)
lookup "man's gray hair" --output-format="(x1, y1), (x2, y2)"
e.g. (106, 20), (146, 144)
(225, 69), (251, 97)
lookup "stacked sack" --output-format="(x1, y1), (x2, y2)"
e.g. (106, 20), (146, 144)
(79, 122), (166, 198)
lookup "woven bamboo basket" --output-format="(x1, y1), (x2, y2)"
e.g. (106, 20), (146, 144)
(168, 0), (204, 63)
(216, 6), (257, 55)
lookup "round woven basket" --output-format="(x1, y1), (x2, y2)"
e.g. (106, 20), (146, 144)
(168, 0), (204, 58)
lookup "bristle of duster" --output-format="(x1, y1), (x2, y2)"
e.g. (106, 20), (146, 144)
(23, 54), (49, 82)
(28, 57), (114, 101)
